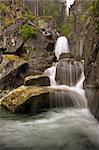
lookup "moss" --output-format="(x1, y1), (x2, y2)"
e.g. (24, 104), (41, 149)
(24, 12), (36, 20)
(0, 3), (7, 12)
(1, 85), (52, 112)
(19, 23), (38, 40)
(4, 55), (27, 63)
(5, 19), (16, 27)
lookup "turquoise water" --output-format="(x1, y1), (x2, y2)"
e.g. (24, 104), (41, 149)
(0, 106), (99, 150)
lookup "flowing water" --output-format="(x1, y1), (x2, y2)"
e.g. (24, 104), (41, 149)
(0, 36), (99, 149)
(54, 36), (70, 60)
(0, 107), (99, 150)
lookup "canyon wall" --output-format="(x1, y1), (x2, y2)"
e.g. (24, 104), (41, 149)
(70, 0), (99, 119)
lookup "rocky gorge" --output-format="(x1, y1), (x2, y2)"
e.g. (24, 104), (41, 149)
(70, 0), (99, 120)
(0, 0), (99, 149)
(0, 0), (99, 119)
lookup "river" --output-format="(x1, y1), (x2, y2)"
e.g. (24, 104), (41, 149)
(0, 106), (99, 150)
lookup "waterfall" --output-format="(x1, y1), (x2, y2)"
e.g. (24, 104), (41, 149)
(43, 36), (87, 108)
(56, 60), (82, 86)
(66, 0), (75, 16)
(54, 36), (70, 60)
(43, 63), (57, 86)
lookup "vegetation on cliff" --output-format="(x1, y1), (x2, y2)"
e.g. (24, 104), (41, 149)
(19, 24), (38, 40)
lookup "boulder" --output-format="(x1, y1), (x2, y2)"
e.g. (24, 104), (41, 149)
(24, 75), (50, 86)
(0, 85), (87, 113)
(0, 55), (28, 90)
(0, 85), (53, 113)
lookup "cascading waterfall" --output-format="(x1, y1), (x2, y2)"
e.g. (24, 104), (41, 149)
(43, 63), (57, 86)
(0, 38), (99, 150)
(56, 60), (82, 86)
(54, 36), (70, 60)
(44, 36), (87, 108)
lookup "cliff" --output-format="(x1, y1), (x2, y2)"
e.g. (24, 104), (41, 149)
(70, 0), (99, 119)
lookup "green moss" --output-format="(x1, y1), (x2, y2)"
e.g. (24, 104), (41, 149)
(91, 0), (99, 17)
(19, 24), (38, 40)
(4, 55), (27, 63)
(4, 55), (20, 61)
(5, 19), (16, 27)
(0, 3), (6, 12)
(25, 12), (36, 20)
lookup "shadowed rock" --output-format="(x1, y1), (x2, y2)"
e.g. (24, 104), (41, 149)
(24, 75), (50, 86)
(0, 55), (28, 90)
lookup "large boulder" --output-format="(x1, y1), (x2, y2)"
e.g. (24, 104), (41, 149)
(0, 85), (53, 113)
(0, 85), (87, 113)
(24, 75), (50, 86)
(0, 55), (28, 90)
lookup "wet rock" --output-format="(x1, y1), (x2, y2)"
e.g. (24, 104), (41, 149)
(70, 0), (99, 120)
(56, 59), (82, 86)
(0, 85), (53, 113)
(0, 55), (28, 90)
(84, 41), (99, 120)
(24, 75), (50, 86)
(59, 53), (74, 60)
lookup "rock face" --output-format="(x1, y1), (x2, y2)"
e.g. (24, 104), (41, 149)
(69, 0), (93, 59)
(1, 85), (53, 113)
(0, 55), (28, 90)
(0, 20), (25, 54)
(24, 75), (50, 86)
(1, 18), (57, 76)
(24, 32), (55, 75)
(70, 0), (99, 119)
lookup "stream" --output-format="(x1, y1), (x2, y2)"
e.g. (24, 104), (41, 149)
(0, 106), (99, 150)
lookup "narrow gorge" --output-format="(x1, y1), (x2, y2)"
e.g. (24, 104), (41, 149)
(0, 0), (99, 149)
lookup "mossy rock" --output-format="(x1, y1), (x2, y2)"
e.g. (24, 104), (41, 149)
(24, 75), (50, 86)
(0, 55), (28, 89)
(0, 85), (54, 113)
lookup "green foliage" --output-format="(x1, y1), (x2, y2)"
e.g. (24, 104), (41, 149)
(44, 1), (60, 19)
(19, 24), (38, 40)
(59, 16), (74, 36)
(91, 0), (99, 17)
(25, 12), (36, 20)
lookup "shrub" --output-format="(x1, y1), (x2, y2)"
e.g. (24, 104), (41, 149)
(25, 12), (36, 20)
(59, 16), (74, 36)
(19, 24), (38, 39)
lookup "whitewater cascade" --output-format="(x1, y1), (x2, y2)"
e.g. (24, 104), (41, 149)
(44, 36), (87, 108)
(66, 0), (75, 16)
(54, 36), (70, 60)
